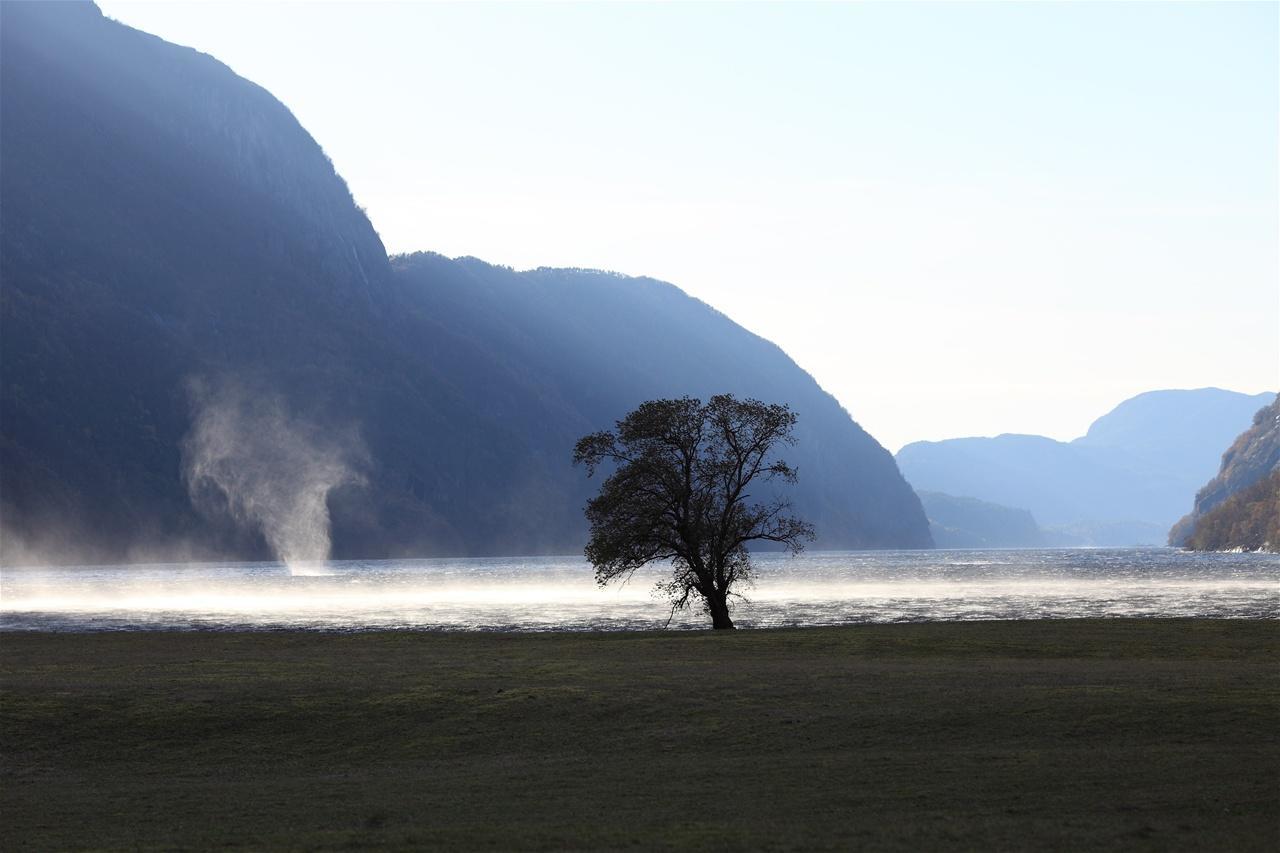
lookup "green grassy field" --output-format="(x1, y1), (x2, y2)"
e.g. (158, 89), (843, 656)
(2, 619), (1277, 851)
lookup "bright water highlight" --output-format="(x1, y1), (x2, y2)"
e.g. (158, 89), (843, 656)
(2, 549), (1277, 631)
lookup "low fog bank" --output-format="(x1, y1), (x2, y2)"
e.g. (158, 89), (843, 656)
(4, 551), (1276, 631)
(0, 528), (209, 572)
(1, 377), (367, 570)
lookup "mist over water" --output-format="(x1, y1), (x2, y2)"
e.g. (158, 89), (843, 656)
(2, 549), (1276, 632)
(182, 379), (364, 574)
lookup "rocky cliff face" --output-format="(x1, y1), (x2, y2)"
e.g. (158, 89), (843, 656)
(0, 2), (931, 563)
(1178, 472), (1280, 552)
(1169, 397), (1280, 549)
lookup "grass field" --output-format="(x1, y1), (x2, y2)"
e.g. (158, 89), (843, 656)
(2, 619), (1277, 850)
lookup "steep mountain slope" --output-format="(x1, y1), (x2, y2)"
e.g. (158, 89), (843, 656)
(388, 255), (930, 552)
(896, 389), (1274, 542)
(1179, 471), (1280, 552)
(0, 2), (930, 563)
(1, 0), (395, 560)
(1170, 396), (1280, 548)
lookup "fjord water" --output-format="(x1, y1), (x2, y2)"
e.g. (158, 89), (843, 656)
(3, 549), (1276, 631)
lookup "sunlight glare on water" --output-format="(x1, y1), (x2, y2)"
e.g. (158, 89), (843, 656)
(1, 549), (1277, 631)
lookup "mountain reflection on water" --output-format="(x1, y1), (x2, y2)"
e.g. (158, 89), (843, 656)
(2, 549), (1276, 632)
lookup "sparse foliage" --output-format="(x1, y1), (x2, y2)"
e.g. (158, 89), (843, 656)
(574, 395), (815, 629)
(1185, 469), (1280, 552)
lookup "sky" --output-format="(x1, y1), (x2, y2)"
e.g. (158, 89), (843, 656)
(98, 1), (1278, 452)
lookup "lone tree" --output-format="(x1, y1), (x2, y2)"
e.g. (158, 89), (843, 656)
(573, 395), (815, 629)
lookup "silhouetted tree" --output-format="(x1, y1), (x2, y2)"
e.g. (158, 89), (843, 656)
(574, 395), (815, 629)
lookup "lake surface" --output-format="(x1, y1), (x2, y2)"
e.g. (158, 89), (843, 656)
(2, 549), (1277, 631)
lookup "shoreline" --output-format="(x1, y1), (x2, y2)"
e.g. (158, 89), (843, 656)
(6, 548), (1276, 633)
(3, 612), (1279, 635)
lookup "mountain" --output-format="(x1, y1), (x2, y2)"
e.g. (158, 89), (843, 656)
(1179, 471), (1280, 552)
(896, 389), (1275, 544)
(1072, 388), (1275, 464)
(916, 492), (1044, 549)
(0, 2), (931, 565)
(1170, 396), (1280, 549)
(1, 0), (395, 562)
(386, 254), (930, 554)
(1039, 520), (1169, 549)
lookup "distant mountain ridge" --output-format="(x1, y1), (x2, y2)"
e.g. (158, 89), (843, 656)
(916, 492), (1044, 549)
(0, 2), (931, 564)
(896, 389), (1275, 545)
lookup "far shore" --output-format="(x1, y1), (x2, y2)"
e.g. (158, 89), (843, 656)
(3, 618), (1277, 851)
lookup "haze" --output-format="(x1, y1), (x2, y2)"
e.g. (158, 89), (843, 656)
(98, 1), (1279, 451)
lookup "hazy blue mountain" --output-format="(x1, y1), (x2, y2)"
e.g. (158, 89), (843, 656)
(914, 490), (1163, 549)
(0, 2), (930, 564)
(1039, 520), (1169, 548)
(1170, 396), (1280, 549)
(1072, 388), (1275, 463)
(387, 255), (931, 553)
(896, 389), (1275, 543)
(916, 492), (1044, 549)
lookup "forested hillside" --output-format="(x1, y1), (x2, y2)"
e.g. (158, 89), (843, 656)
(1171, 396), (1280, 550)
(1180, 472), (1279, 552)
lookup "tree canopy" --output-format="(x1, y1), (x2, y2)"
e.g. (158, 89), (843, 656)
(574, 395), (815, 629)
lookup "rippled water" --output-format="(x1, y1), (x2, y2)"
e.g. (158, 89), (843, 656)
(2, 549), (1276, 631)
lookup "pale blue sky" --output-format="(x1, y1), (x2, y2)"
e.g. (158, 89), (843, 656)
(99, 1), (1278, 451)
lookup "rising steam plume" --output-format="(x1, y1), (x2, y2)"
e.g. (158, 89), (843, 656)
(182, 379), (365, 573)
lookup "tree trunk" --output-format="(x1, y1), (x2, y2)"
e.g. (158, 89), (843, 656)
(706, 590), (735, 629)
